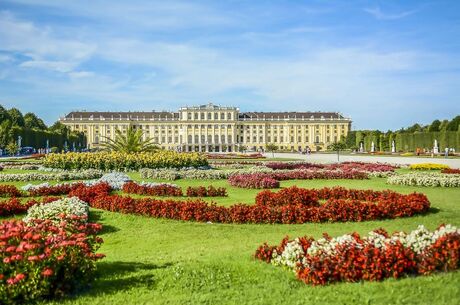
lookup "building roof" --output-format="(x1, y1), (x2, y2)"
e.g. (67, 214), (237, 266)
(63, 110), (349, 121)
(64, 111), (179, 119)
(239, 112), (345, 119)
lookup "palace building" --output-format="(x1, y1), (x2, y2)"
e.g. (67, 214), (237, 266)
(60, 103), (351, 152)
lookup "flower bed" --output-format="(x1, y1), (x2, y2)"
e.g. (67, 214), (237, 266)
(122, 181), (183, 197)
(228, 169), (368, 188)
(0, 219), (104, 303)
(186, 186), (228, 197)
(139, 167), (274, 180)
(0, 197), (59, 217)
(43, 151), (208, 170)
(254, 224), (460, 286)
(409, 163), (450, 170)
(441, 168), (460, 174)
(71, 185), (429, 224)
(0, 169), (104, 182)
(23, 197), (89, 225)
(228, 174), (280, 189)
(265, 161), (398, 172)
(387, 173), (460, 187)
(0, 185), (22, 197)
(206, 153), (265, 159)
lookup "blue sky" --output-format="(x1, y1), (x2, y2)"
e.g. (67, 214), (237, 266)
(0, 0), (459, 129)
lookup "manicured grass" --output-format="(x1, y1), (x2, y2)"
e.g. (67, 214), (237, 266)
(1, 170), (459, 304)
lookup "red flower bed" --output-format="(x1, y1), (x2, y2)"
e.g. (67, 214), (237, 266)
(228, 174), (280, 189)
(122, 182), (183, 197)
(254, 225), (460, 286)
(0, 197), (59, 217)
(28, 182), (87, 197)
(228, 170), (368, 189)
(0, 219), (104, 303)
(68, 183), (112, 203)
(441, 168), (460, 174)
(0, 185), (22, 197)
(186, 186), (228, 197)
(73, 185), (429, 224)
(265, 162), (324, 170)
(265, 161), (398, 172)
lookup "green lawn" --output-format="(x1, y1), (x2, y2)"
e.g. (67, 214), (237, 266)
(1, 171), (460, 304)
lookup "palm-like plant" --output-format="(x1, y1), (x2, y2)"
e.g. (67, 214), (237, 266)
(100, 126), (160, 153)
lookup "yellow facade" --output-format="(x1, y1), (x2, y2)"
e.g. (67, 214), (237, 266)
(60, 103), (351, 152)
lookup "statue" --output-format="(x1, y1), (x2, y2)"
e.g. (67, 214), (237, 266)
(391, 140), (396, 153)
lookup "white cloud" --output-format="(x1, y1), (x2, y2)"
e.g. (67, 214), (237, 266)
(364, 7), (417, 20)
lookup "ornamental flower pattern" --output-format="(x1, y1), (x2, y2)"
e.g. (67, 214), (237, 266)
(255, 224), (460, 285)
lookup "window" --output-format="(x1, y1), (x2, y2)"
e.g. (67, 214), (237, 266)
(214, 113), (218, 120)
(194, 113), (198, 119)
(200, 113), (205, 120)
(207, 113), (211, 120)
(221, 135), (226, 143)
(187, 113), (192, 120)
(214, 135), (219, 143)
(220, 113), (225, 120)
(194, 135), (199, 143)
(227, 112), (232, 120)
(315, 136), (320, 143)
(228, 135), (232, 143)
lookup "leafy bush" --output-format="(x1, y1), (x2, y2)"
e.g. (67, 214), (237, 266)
(43, 151), (208, 170)
(254, 224), (460, 286)
(139, 167), (274, 180)
(0, 219), (104, 304)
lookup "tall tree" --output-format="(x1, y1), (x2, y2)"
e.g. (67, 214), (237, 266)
(446, 115), (460, 131)
(0, 105), (10, 123)
(24, 112), (47, 130)
(49, 121), (69, 135)
(429, 119), (441, 132)
(7, 108), (25, 127)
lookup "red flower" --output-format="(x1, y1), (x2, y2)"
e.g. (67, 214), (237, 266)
(41, 268), (54, 277)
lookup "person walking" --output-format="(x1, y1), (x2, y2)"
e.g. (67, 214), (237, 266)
(445, 147), (449, 158)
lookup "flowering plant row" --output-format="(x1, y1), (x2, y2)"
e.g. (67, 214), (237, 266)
(139, 166), (274, 180)
(0, 218), (104, 304)
(206, 153), (265, 159)
(0, 169), (104, 182)
(67, 185), (429, 224)
(409, 163), (450, 170)
(185, 186), (228, 197)
(43, 151), (208, 170)
(23, 197), (89, 225)
(0, 197), (59, 217)
(122, 181), (183, 197)
(441, 168), (460, 174)
(228, 174), (280, 189)
(265, 161), (398, 172)
(254, 224), (460, 286)
(228, 169), (368, 188)
(0, 185), (22, 197)
(387, 173), (460, 187)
